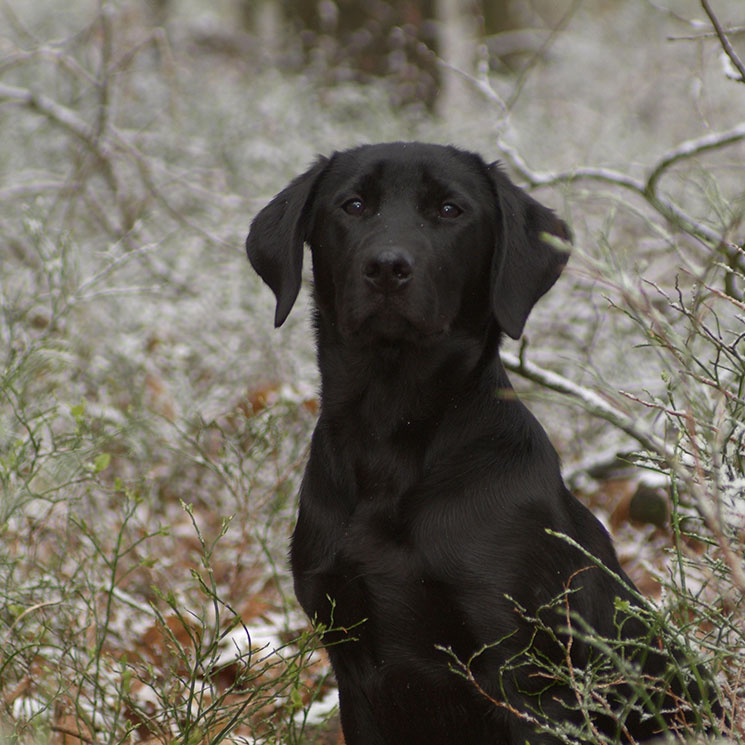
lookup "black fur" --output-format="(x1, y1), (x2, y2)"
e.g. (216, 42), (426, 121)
(246, 142), (716, 744)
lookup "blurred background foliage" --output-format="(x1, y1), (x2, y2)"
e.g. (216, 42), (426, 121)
(0, 1), (744, 743)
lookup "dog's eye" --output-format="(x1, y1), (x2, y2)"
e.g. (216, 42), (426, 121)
(343, 199), (365, 216)
(439, 203), (462, 219)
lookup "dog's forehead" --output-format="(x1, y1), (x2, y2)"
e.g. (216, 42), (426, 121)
(323, 143), (491, 197)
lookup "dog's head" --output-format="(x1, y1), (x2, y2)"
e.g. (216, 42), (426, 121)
(246, 142), (570, 342)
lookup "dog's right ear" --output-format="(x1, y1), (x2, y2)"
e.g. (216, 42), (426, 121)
(246, 157), (328, 327)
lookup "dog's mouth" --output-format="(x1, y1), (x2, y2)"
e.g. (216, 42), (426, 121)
(341, 299), (448, 345)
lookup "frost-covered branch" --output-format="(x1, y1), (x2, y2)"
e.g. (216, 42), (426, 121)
(0, 81), (123, 215)
(700, 0), (745, 83)
(496, 125), (745, 247)
(645, 122), (745, 196)
(423, 10), (744, 248)
(0, 82), (112, 160)
(0, 74), (229, 249)
(500, 350), (671, 459)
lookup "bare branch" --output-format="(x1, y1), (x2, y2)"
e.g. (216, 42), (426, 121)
(0, 81), (123, 207)
(416, 13), (744, 248)
(502, 0), (581, 112)
(0, 82), (110, 158)
(645, 122), (745, 196)
(0, 180), (78, 200)
(0, 0), (40, 46)
(48, 727), (94, 745)
(436, 56), (507, 113)
(496, 124), (745, 246)
(94, 2), (115, 140)
(668, 26), (745, 42)
(499, 349), (673, 459)
(700, 0), (745, 83)
(0, 47), (98, 85)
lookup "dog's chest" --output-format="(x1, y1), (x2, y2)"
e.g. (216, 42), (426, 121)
(343, 416), (432, 503)
(317, 497), (417, 610)
(293, 414), (491, 654)
(300, 493), (473, 647)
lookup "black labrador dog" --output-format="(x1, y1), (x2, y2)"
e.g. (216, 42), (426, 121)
(246, 143), (715, 744)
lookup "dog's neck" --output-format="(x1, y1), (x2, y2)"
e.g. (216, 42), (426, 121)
(317, 317), (504, 416)
(312, 313), (511, 502)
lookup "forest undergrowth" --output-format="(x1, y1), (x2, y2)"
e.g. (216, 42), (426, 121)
(1, 1), (743, 743)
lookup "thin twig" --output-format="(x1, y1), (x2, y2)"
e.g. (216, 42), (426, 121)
(5, 599), (62, 638)
(700, 0), (745, 83)
(94, 2), (115, 140)
(668, 26), (745, 42)
(562, 567), (610, 744)
(502, 0), (581, 112)
(49, 726), (95, 745)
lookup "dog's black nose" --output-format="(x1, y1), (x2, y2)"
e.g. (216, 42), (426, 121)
(363, 249), (413, 293)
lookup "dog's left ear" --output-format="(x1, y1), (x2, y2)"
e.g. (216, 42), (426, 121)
(488, 163), (571, 340)
(246, 157), (328, 327)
